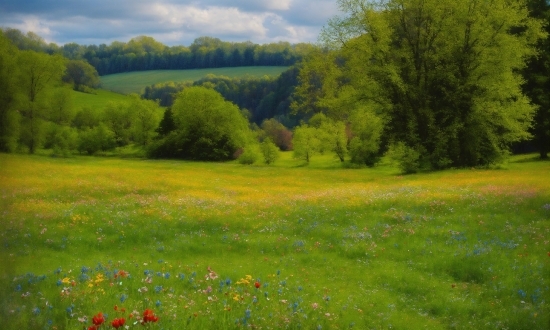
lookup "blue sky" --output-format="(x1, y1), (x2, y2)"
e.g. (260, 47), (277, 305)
(0, 0), (339, 46)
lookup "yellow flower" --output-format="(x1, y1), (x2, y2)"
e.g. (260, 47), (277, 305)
(94, 274), (104, 283)
(233, 294), (240, 301)
(61, 277), (71, 284)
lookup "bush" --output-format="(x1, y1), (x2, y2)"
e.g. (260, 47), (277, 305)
(260, 139), (280, 164)
(386, 142), (422, 174)
(238, 147), (259, 165)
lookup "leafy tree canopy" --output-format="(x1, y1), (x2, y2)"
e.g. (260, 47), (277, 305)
(294, 0), (546, 170)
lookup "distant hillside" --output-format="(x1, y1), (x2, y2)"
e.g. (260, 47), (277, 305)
(100, 66), (290, 94)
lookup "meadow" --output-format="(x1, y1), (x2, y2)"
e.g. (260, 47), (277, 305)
(70, 89), (130, 112)
(0, 152), (549, 329)
(100, 67), (290, 94)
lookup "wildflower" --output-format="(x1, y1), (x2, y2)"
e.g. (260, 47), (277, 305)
(255, 281), (261, 289)
(114, 270), (128, 279)
(142, 309), (158, 323)
(61, 277), (71, 284)
(92, 312), (105, 326)
(312, 303), (319, 310)
(111, 317), (125, 329)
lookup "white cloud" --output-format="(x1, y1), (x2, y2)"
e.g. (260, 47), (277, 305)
(0, 0), (341, 46)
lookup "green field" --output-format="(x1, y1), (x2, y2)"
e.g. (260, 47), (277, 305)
(0, 153), (549, 329)
(70, 89), (130, 112)
(100, 66), (290, 94)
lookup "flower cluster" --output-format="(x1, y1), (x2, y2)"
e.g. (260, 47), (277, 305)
(142, 308), (159, 324)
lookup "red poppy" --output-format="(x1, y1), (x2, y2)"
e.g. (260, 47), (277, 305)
(92, 312), (105, 326)
(254, 281), (261, 289)
(88, 326), (98, 330)
(111, 317), (125, 329)
(142, 309), (159, 323)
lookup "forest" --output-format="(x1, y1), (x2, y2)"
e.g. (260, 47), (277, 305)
(0, 0), (549, 172)
(2, 29), (312, 75)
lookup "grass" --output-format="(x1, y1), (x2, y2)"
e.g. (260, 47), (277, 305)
(0, 152), (549, 329)
(100, 66), (290, 94)
(70, 89), (130, 112)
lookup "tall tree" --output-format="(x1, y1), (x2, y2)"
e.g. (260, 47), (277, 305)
(17, 51), (66, 153)
(523, 0), (550, 158)
(312, 0), (545, 169)
(0, 31), (20, 152)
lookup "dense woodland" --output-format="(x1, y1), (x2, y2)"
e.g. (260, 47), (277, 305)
(2, 29), (311, 75)
(0, 0), (549, 171)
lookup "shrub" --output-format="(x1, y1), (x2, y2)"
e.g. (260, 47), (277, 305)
(238, 147), (259, 165)
(260, 139), (280, 164)
(386, 142), (422, 174)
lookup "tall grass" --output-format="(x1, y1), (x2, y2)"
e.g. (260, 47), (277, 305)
(100, 67), (290, 94)
(0, 153), (549, 329)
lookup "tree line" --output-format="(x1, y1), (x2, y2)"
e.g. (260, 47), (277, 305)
(2, 29), (313, 75)
(142, 67), (302, 127)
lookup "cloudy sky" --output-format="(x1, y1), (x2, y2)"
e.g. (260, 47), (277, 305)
(0, 0), (340, 46)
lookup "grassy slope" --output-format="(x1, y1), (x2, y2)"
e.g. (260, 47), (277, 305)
(70, 89), (129, 111)
(100, 66), (290, 94)
(0, 153), (549, 329)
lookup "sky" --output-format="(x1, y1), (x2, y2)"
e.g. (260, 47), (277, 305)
(0, 0), (340, 46)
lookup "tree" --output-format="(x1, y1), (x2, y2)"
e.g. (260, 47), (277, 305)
(260, 118), (293, 151)
(63, 59), (100, 92)
(309, 113), (349, 162)
(314, 0), (545, 169)
(17, 50), (66, 153)
(128, 95), (162, 146)
(292, 124), (321, 163)
(103, 101), (133, 146)
(260, 138), (280, 164)
(523, 0), (550, 159)
(0, 30), (21, 152)
(151, 86), (252, 160)
(348, 108), (384, 166)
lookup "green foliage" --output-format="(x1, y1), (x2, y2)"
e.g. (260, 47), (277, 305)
(63, 59), (100, 91)
(16, 50), (67, 153)
(46, 125), (78, 157)
(523, 0), (550, 158)
(348, 109), (384, 166)
(310, 113), (349, 162)
(386, 142), (422, 174)
(304, 0), (546, 169)
(0, 31), (20, 152)
(292, 124), (321, 163)
(238, 147), (260, 165)
(77, 123), (116, 155)
(260, 118), (293, 150)
(151, 87), (252, 161)
(260, 138), (280, 164)
(141, 67), (301, 127)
